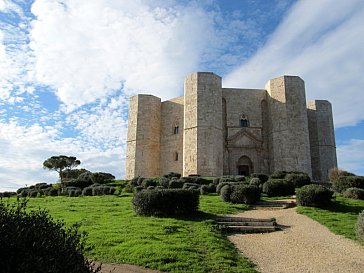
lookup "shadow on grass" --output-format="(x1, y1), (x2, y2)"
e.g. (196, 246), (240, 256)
(325, 200), (364, 215)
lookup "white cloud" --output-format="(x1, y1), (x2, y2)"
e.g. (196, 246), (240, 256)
(337, 139), (364, 176)
(28, 0), (219, 111)
(224, 0), (364, 128)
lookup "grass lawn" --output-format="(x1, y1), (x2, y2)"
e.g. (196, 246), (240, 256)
(297, 195), (364, 241)
(7, 194), (256, 273)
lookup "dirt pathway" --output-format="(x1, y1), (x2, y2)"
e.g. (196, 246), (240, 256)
(229, 207), (364, 273)
(100, 263), (164, 273)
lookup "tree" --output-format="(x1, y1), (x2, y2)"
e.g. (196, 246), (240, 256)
(43, 156), (81, 186)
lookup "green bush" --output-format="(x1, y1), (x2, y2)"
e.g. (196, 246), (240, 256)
(234, 175), (246, 182)
(249, 177), (262, 187)
(134, 186), (144, 193)
(262, 179), (295, 197)
(182, 183), (200, 189)
(132, 189), (200, 216)
(343, 188), (364, 200)
(82, 187), (93, 196)
(251, 173), (268, 183)
(200, 184), (216, 195)
(332, 176), (364, 193)
(216, 182), (242, 194)
(356, 210), (364, 244)
(230, 184), (260, 204)
(141, 178), (157, 189)
(163, 172), (181, 179)
(269, 171), (288, 179)
(0, 201), (100, 273)
(29, 190), (39, 198)
(168, 179), (183, 189)
(286, 173), (311, 188)
(47, 188), (59, 196)
(220, 185), (233, 202)
(296, 184), (333, 208)
(158, 177), (170, 188)
(212, 178), (220, 185)
(91, 172), (115, 184)
(123, 183), (134, 193)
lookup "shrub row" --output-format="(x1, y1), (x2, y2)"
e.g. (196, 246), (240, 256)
(132, 189), (200, 216)
(332, 176), (364, 193)
(262, 179), (295, 197)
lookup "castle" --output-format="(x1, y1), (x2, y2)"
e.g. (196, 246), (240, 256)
(125, 72), (337, 182)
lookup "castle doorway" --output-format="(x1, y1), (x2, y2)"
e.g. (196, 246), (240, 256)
(237, 156), (253, 176)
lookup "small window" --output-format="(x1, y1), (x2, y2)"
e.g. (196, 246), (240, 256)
(240, 115), (249, 127)
(174, 152), (179, 161)
(174, 125), (179, 134)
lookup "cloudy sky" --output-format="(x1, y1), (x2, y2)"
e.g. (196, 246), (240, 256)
(1, 0), (363, 191)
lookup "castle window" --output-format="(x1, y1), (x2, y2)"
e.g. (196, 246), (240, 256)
(174, 152), (179, 161)
(240, 115), (249, 127)
(174, 125), (179, 134)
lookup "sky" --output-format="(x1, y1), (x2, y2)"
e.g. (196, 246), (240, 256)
(0, 0), (363, 191)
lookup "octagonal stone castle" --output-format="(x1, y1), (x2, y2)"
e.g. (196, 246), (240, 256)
(125, 72), (337, 182)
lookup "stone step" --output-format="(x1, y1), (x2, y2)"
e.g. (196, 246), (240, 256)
(226, 225), (277, 233)
(215, 217), (275, 223)
(216, 221), (276, 226)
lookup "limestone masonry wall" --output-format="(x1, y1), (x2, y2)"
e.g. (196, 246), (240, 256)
(125, 72), (337, 181)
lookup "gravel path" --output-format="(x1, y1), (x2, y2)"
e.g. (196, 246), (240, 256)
(229, 207), (364, 273)
(100, 263), (164, 273)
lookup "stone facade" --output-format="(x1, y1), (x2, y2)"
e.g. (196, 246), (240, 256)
(126, 72), (337, 181)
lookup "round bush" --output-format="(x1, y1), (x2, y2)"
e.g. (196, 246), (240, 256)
(251, 173), (268, 183)
(285, 173), (311, 188)
(48, 188), (59, 196)
(269, 171), (288, 179)
(262, 179), (295, 197)
(133, 189), (200, 216)
(168, 179), (183, 189)
(182, 183), (200, 189)
(220, 184), (233, 202)
(82, 187), (93, 196)
(0, 202), (100, 273)
(250, 177), (261, 187)
(158, 177), (170, 188)
(230, 185), (260, 204)
(234, 175), (246, 182)
(296, 184), (333, 207)
(343, 188), (364, 200)
(200, 184), (216, 195)
(134, 186), (144, 193)
(29, 190), (39, 198)
(356, 210), (364, 244)
(123, 183), (134, 193)
(216, 182), (241, 194)
(141, 178), (157, 189)
(332, 176), (364, 193)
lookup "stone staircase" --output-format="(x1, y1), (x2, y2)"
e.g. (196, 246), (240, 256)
(215, 199), (296, 233)
(215, 216), (277, 233)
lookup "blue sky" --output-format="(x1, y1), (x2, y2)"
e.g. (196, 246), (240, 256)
(0, 0), (364, 191)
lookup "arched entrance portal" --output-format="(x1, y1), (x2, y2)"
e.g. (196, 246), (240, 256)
(237, 156), (253, 176)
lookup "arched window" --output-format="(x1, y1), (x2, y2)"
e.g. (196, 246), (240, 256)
(174, 152), (179, 161)
(240, 114), (249, 127)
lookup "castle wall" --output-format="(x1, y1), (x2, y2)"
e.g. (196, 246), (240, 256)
(307, 100), (337, 181)
(125, 94), (161, 179)
(265, 76), (312, 177)
(222, 88), (269, 175)
(183, 72), (223, 177)
(160, 96), (184, 176)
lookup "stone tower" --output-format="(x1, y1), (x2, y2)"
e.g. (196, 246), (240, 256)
(125, 94), (161, 178)
(307, 100), (337, 181)
(183, 72), (223, 177)
(265, 76), (312, 176)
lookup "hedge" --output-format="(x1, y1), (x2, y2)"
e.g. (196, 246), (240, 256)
(230, 184), (260, 204)
(343, 188), (364, 200)
(296, 184), (333, 208)
(262, 179), (295, 197)
(356, 210), (364, 244)
(285, 173), (311, 188)
(332, 176), (364, 193)
(132, 189), (200, 216)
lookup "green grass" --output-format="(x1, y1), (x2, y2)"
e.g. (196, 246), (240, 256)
(297, 195), (364, 240)
(6, 194), (256, 273)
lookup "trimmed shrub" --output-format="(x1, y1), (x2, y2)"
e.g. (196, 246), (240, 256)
(200, 184), (216, 195)
(212, 178), (220, 185)
(123, 183), (134, 193)
(251, 173), (268, 183)
(91, 172), (115, 184)
(234, 175), (246, 182)
(82, 187), (93, 196)
(163, 172), (181, 179)
(134, 186), (144, 193)
(296, 184), (333, 207)
(130, 177), (140, 187)
(182, 183), (200, 189)
(249, 177), (262, 187)
(29, 190), (39, 198)
(269, 171), (288, 179)
(48, 188), (59, 196)
(74, 172), (94, 188)
(168, 179), (183, 189)
(286, 173), (311, 188)
(220, 185), (233, 202)
(216, 182), (240, 194)
(20, 189), (29, 198)
(343, 188), (364, 200)
(158, 177), (170, 188)
(230, 184), (260, 204)
(1, 192), (16, 198)
(147, 186), (155, 190)
(132, 189), (200, 216)
(141, 178), (157, 189)
(0, 201), (100, 273)
(92, 186), (105, 196)
(332, 176), (364, 193)
(356, 210), (364, 244)
(262, 179), (295, 197)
